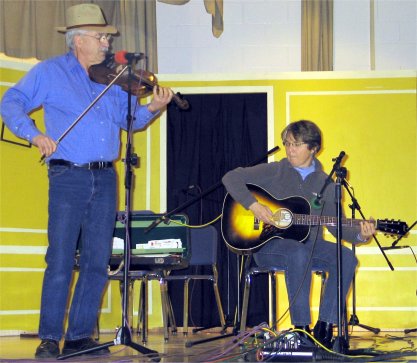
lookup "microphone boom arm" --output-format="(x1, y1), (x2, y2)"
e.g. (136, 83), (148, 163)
(342, 179), (394, 270)
(313, 151), (346, 206)
(144, 145), (280, 233)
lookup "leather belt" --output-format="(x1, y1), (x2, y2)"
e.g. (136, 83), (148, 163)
(49, 159), (113, 170)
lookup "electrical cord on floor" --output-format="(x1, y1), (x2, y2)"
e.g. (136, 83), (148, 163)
(202, 327), (417, 363)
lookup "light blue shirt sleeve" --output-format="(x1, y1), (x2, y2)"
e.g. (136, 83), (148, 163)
(1, 62), (47, 143)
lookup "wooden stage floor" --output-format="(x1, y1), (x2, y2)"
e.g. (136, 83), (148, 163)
(0, 328), (416, 362)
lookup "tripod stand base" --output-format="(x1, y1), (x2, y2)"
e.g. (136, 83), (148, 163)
(348, 314), (380, 334)
(184, 320), (240, 348)
(192, 324), (227, 334)
(57, 327), (160, 362)
(185, 332), (235, 348)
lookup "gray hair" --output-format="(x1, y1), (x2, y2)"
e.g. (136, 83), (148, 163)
(65, 29), (89, 49)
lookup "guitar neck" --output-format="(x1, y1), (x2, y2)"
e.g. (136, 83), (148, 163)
(293, 214), (369, 228)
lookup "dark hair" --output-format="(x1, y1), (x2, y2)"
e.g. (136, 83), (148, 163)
(281, 120), (322, 153)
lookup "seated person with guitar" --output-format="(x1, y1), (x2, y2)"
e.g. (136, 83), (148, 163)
(222, 119), (376, 348)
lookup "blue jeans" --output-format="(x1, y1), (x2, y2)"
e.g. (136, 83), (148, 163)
(38, 165), (117, 341)
(254, 236), (358, 326)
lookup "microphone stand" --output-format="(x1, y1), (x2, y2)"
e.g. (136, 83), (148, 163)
(342, 180), (381, 334)
(332, 161), (349, 354)
(58, 62), (160, 361)
(313, 151), (348, 353)
(314, 152), (388, 352)
(381, 220), (417, 335)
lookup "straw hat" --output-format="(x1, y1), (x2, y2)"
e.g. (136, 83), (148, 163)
(56, 3), (117, 34)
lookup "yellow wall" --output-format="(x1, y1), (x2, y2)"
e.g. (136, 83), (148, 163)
(1, 59), (416, 334)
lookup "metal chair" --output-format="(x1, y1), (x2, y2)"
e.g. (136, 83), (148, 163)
(163, 225), (227, 335)
(108, 268), (171, 342)
(240, 263), (327, 332)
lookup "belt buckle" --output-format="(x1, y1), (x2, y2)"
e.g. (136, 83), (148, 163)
(87, 161), (107, 169)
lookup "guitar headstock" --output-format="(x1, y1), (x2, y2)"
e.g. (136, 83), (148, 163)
(376, 219), (409, 236)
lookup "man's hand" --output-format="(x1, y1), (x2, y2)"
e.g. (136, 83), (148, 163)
(32, 134), (57, 158)
(249, 202), (275, 226)
(147, 85), (173, 113)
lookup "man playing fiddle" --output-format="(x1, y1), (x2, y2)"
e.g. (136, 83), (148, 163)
(1, 3), (172, 359)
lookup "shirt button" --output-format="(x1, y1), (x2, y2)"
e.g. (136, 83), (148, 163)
(101, 138), (105, 142)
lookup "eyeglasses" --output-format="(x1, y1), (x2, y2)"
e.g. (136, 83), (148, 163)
(283, 140), (307, 148)
(82, 33), (112, 42)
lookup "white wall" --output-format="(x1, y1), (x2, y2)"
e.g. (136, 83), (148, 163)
(156, 0), (416, 74)
(334, 0), (371, 70)
(334, 0), (417, 71)
(374, 0), (416, 70)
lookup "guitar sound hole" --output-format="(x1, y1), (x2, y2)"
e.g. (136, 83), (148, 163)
(274, 208), (293, 228)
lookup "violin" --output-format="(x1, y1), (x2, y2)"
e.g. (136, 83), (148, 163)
(88, 54), (189, 110)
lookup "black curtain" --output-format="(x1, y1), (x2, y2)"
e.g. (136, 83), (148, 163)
(166, 93), (270, 328)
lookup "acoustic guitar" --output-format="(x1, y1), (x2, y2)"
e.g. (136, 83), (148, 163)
(221, 184), (408, 254)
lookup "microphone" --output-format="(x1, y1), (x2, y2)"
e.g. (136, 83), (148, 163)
(114, 50), (146, 64)
(310, 192), (323, 209)
(311, 197), (322, 209)
(332, 151), (346, 165)
(312, 151), (346, 211)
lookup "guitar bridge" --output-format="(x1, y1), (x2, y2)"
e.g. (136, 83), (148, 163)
(254, 217), (260, 230)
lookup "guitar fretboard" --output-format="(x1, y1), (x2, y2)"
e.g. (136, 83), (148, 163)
(292, 214), (366, 227)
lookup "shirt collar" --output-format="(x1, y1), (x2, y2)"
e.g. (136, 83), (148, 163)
(294, 159), (316, 180)
(66, 51), (84, 73)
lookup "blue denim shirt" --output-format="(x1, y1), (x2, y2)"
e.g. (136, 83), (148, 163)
(1, 52), (158, 163)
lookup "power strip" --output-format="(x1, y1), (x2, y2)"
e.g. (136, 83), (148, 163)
(258, 347), (317, 362)
(255, 331), (323, 362)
